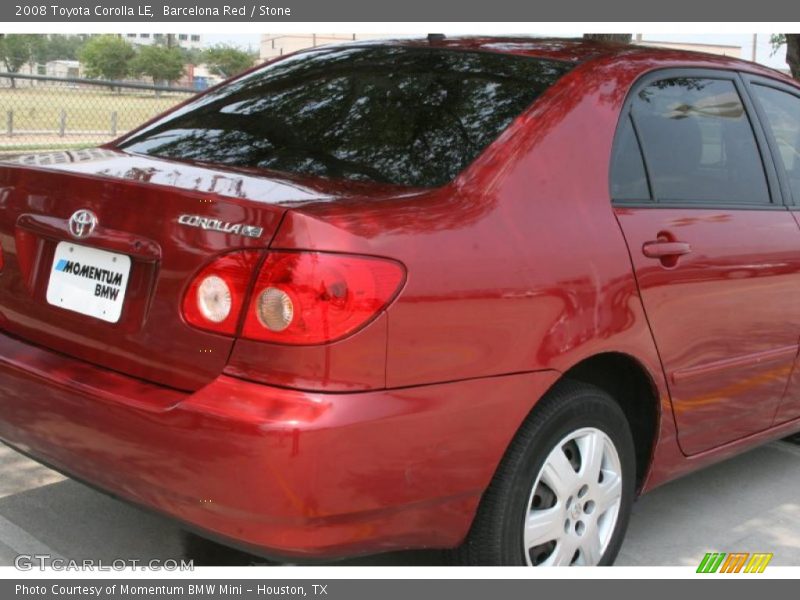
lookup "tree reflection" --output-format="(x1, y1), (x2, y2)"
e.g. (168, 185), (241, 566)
(119, 46), (573, 188)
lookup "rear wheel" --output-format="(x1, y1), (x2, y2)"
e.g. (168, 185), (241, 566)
(456, 381), (636, 566)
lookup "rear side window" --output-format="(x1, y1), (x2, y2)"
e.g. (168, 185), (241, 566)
(631, 77), (770, 205)
(751, 84), (800, 203)
(119, 46), (574, 188)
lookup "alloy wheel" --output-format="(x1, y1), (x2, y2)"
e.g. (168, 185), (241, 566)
(523, 427), (623, 566)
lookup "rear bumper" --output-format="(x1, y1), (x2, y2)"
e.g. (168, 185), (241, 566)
(0, 331), (558, 559)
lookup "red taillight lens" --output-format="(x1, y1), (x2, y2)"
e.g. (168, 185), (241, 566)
(182, 250), (262, 335)
(242, 252), (405, 345)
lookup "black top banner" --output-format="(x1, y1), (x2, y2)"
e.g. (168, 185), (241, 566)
(1, 0), (792, 22)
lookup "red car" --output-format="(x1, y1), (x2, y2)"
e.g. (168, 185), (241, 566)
(2, 37), (800, 566)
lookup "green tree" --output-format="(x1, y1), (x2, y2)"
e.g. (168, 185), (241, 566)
(181, 46), (204, 66)
(131, 45), (186, 86)
(26, 35), (47, 67)
(203, 45), (256, 78)
(770, 34), (800, 80)
(79, 35), (135, 81)
(0, 34), (39, 86)
(35, 35), (86, 63)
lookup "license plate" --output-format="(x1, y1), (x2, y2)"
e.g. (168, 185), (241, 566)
(46, 242), (131, 323)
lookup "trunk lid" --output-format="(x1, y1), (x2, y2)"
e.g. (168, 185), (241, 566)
(0, 149), (340, 391)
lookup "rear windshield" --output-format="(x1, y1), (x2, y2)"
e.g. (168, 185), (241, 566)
(118, 46), (573, 188)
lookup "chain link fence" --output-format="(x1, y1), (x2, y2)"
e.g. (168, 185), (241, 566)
(0, 73), (197, 155)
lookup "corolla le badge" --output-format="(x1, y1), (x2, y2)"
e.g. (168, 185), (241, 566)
(177, 214), (263, 239)
(68, 209), (98, 240)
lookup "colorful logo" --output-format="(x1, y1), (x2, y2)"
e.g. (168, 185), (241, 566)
(697, 552), (773, 573)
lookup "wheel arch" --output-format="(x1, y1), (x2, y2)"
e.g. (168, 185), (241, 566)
(558, 352), (661, 492)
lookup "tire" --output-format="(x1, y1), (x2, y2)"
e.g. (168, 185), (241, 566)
(455, 380), (636, 566)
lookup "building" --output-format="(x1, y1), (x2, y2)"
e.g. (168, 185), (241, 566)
(15, 60), (81, 78)
(44, 60), (81, 78)
(123, 33), (203, 50)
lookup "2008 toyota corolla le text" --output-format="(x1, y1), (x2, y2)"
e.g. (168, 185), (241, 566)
(1, 36), (800, 566)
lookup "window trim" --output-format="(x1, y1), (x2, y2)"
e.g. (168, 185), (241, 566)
(610, 67), (785, 211)
(741, 74), (800, 208)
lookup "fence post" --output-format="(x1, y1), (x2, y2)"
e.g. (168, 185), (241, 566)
(6, 111), (12, 137)
(110, 111), (118, 136)
(59, 109), (66, 137)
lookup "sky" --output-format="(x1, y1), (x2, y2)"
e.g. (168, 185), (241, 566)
(642, 33), (786, 68)
(202, 34), (261, 51)
(201, 33), (792, 72)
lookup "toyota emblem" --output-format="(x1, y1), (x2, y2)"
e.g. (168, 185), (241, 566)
(68, 209), (98, 239)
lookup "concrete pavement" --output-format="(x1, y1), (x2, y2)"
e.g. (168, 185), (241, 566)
(1, 439), (799, 567)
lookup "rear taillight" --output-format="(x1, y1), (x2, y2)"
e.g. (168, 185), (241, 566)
(242, 252), (405, 345)
(182, 250), (262, 335)
(183, 250), (405, 344)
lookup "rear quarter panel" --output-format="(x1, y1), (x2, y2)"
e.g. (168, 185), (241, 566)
(269, 56), (681, 490)
(271, 58), (663, 381)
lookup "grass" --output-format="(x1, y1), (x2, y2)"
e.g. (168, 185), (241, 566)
(0, 86), (192, 135)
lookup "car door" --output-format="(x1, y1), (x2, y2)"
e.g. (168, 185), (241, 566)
(611, 69), (800, 455)
(745, 75), (800, 424)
